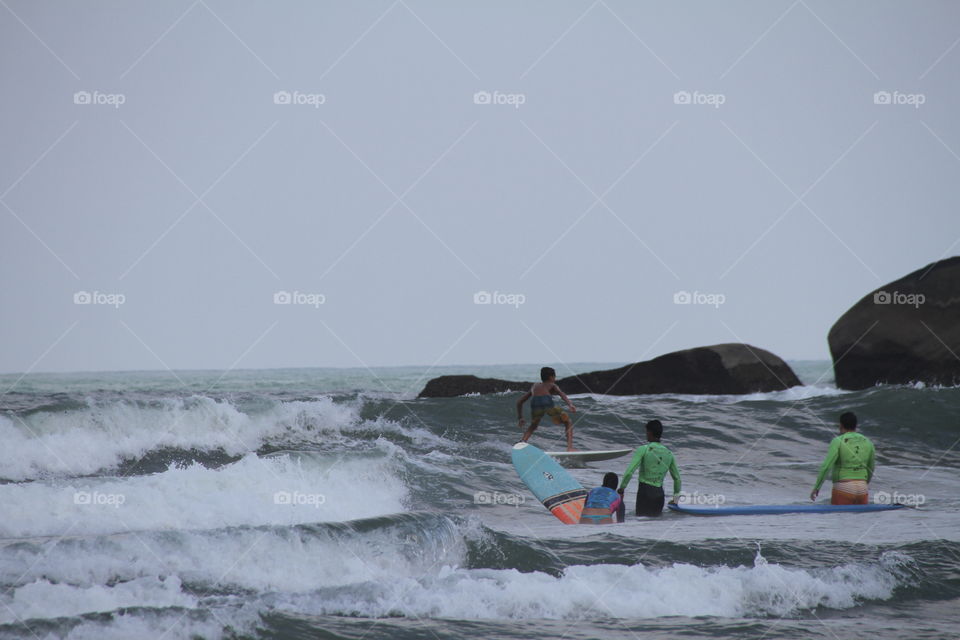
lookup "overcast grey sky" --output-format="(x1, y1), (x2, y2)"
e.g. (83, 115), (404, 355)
(1, 1), (958, 374)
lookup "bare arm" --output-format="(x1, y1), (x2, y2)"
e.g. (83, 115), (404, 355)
(516, 391), (531, 421)
(552, 384), (576, 411)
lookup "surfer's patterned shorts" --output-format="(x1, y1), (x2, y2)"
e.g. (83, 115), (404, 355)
(532, 406), (567, 424)
(831, 480), (868, 505)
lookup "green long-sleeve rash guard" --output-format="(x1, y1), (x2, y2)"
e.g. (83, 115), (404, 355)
(813, 431), (876, 492)
(619, 442), (681, 495)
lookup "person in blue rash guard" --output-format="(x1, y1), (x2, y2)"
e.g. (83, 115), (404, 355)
(578, 472), (625, 524)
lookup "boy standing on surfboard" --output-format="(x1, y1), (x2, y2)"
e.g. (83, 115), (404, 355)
(516, 367), (577, 451)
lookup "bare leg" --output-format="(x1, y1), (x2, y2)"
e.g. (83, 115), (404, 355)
(564, 416), (575, 451)
(521, 418), (542, 443)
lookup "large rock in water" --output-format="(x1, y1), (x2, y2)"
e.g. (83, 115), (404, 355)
(417, 344), (800, 397)
(828, 257), (960, 390)
(556, 343), (800, 395)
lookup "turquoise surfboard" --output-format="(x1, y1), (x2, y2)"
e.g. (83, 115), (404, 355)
(511, 442), (587, 524)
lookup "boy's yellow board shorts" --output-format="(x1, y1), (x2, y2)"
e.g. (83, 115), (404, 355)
(532, 405), (568, 424)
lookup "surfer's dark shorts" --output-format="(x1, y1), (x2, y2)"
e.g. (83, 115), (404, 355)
(635, 482), (665, 517)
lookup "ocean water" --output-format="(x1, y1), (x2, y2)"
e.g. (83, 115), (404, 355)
(0, 362), (958, 640)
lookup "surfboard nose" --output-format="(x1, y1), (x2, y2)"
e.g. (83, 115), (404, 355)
(512, 442), (529, 450)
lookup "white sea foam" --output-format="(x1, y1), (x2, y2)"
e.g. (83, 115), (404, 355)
(3, 576), (194, 624)
(0, 448), (407, 538)
(0, 396), (444, 481)
(285, 550), (907, 620)
(0, 509), (909, 630)
(36, 610), (228, 640)
(696, 384), (850, 404)
(581, 384), (848, 405)
(0, 514), (466, 628)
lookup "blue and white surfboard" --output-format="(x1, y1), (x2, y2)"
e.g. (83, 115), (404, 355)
(511, 442), (587, 524)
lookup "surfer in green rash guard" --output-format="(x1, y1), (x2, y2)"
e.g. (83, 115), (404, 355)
(619, 420), (681, 517)
(810, 411), (876, 505)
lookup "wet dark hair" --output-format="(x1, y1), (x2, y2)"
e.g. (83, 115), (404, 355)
(840, 412), (858, 430)
(646, 419), (663, 441)
(540, 367), (556, 382)
(602, 472), (618, 490)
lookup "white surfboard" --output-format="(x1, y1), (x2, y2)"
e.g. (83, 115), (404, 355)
(546, 448), (632, 462)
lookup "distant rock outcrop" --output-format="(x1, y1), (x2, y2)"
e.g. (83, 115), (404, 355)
(828, 257), (960, 390)
(417, 375), (529, 398)
(417, 343), (800, 398)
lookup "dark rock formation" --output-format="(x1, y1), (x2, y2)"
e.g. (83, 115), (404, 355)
(417, 343), (800, 397)
(828, 257), (960, 390)
(556, 343), (800, 395)
(417, 375), (530, 398)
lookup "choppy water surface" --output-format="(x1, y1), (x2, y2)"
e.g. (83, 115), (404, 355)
(0, 362), (957, 639)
